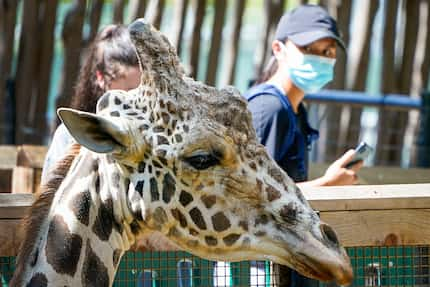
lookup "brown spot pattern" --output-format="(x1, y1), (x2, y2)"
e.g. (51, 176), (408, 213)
(81, 240), (109, 287)
(179, 190), (193, 207)
(162, 173), (176, 203)
(26, 273), (48, 287)
(211, 212), (231, 232)
(266, 185), (281, 201)
(223, 234), (241, 246)
(171, 208), (187, 227)
(189, 207), (207, 230)
(279, 203), (297, 224)
(150, 177), (159, 201)
(201, 195), (216, 209)
(69, 190), (92, 226)
(46, 215), (82, 276)
(205, 236), (218, 246)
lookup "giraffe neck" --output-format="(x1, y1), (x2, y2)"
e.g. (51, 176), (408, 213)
(16, 149), (135, 287)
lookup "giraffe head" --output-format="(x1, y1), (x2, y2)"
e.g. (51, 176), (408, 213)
(58, 19), (352, 285)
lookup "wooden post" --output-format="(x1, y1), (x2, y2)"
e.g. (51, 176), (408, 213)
(87, 0), (104, 45)
(189, 0), (207, 78)
(55, 0), (86, 124)
(145, 0), (165, 30)
(34, 0), (59, 144)
(318, 0), (352, 162)
(376, 0), (401, 165)
(421, 0), (430, 90)
(14, 0), (39, 144)
(170, 0), (189, 56)
(113, 0), (125, 24)
(205, 0), (227, 86)
(223, 0), (246, 86)
(343, 0), (379, 154)
(128, 0), (147, 23)
(0, 0), (18, 144)
(254, 0), (285, 79)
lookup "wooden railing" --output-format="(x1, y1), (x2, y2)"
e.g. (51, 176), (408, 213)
(0, 146), (430, 256)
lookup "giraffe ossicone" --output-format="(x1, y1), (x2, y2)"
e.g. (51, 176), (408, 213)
(11, 19), (353, 287)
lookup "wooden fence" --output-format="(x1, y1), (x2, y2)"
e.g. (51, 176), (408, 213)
(1, 0), (430, 167)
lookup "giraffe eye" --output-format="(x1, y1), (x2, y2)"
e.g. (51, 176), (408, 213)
(184, 153), (220, 170)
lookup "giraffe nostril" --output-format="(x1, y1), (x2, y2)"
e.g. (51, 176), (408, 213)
(320, 223), (339, 246)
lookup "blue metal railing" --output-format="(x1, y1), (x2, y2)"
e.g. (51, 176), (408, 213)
(305, 90), (422, 110)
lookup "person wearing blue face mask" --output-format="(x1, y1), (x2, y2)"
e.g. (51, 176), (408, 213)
(243, 4), (363, 286)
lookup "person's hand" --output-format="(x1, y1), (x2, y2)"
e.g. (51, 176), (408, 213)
(322, 149), (363, 186)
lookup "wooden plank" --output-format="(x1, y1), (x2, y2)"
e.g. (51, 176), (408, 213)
(320, 209), (430, 246)
(304, 184), (430, 211)
(0, 193), (33, 219)
(0, 169), (12, 193)
(0, 145), (18, 168)
(0, 220), (24, 256)
(17, 145), (47, 169)
(309, 163), (430, 185)
(12, 167), (34, 194)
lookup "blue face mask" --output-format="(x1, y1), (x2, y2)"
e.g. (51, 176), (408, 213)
(277, 42), (336, 93)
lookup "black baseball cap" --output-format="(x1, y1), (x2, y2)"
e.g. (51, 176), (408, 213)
(275, 5), (346, 51)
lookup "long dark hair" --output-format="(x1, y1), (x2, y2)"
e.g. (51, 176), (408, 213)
(253, 56), (279, 86)
(70, 25), (139, 113)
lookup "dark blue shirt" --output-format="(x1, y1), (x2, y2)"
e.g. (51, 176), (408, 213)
(244, 83), (319, 182)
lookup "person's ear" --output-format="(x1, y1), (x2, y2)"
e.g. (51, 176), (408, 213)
(95, 70), (106, 89)
(272, 40), (285, 61)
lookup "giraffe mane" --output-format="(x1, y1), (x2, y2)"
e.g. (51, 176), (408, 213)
(10, 144), (81, 287)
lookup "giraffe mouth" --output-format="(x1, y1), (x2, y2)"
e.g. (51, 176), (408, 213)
(293, 251), (353, 285)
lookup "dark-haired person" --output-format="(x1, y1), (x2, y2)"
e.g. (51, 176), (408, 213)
(244, 5), (362, 286)
(41, 24), (141, 182)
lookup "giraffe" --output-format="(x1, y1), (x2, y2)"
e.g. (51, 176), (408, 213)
(11, 19), (353, 287)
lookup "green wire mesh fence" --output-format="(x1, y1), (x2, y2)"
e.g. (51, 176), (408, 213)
(1, 246), (428, 286)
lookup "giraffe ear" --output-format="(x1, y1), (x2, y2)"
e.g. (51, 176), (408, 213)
(58, 108), (128, 154)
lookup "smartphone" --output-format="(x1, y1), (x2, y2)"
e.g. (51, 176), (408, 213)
(345, 141), (373, 169)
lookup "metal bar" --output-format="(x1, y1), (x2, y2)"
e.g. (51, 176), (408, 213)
(304, 90), (422, 110)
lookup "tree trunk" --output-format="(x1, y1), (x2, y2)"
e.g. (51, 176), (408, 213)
(145, 0), (165, 30)
(377, 0), (420, 166)
(128, 0), (147, 23)
(0, 0), (18, 144)
(421, 0), (430, 90)
(189, 0), (206, 78)
(87, 0), (104, 45)
(398, 0), (420, 94)
(14, 0), (39, 144)
(170, 0), (189, 56)
(254, 0), (285, 78)
(376, 0), (400, 165)
(205, 0), (227, 86)
(34, 0), (59, 144)
(223, 0), (246, 86)
(343, 0), (379, 154)
(55, 0), (86, 124)
(318, 0), (352, 162)
(113, 0), (125, 24)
